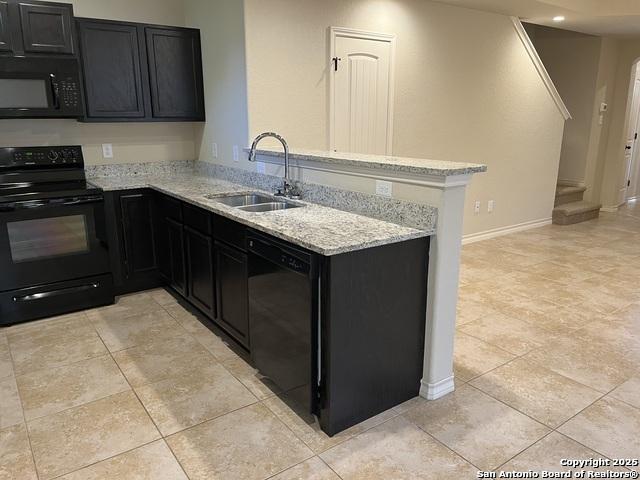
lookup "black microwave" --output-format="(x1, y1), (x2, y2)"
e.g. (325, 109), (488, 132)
(0, 57), (83, 118)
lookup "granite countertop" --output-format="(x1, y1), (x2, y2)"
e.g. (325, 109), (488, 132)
(250, 148), (487, 177)
(89, 173), (432, 256)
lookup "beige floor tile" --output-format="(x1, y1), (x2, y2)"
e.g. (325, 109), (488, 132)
(470, 358), (602, 428)
(60, 440), (187, 480)
(135, 362), (257, 435)
(8, 318), (107, 375)
(458, 313), (548, 355)
(163, 303), (206, 334)
(320, 415), (476, 479)
(456, 297), (500, 325)
(147, 288), (179, 306)
(270, 457), (340, 480)
(16, 355), (130, 421)
(454, 332), (516, 382)
(0, 341), (12, 380)
(92, 310), (183, 352)
(0, 376), (23, 430)
(0, 423), (37, 480)
(113, 333), (216, 387)
(263, 392), (398, 454)
(559, 396), (640, 462)
(5, 312), (88, 340)
(522, 336), (635, 393)
(28, 391), (160, 480)
(85, 293), (165, 322)
(610, 377), (640, 409)
(499, 431), (628, 473)
(404, 385), (549, 470)
(519, 261), (597, 285)
(222, 355), (281, 400)
(167, 403), (313, 480)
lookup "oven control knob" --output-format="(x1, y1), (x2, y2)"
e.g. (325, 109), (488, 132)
(47, 151), (59, 162)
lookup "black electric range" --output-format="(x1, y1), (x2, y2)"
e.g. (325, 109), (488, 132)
(0, 146), (114, 326)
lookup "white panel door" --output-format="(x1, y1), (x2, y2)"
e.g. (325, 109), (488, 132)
(625, 77), (640, 200)
(332, 32), (393, 155)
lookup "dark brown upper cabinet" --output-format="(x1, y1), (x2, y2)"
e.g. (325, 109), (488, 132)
(145, 27), (204, 120)
(77, 18), (205, 122)
(17, 1), (74, 54)
(77, 19), (146, 118)
(0, 1), (12, 52)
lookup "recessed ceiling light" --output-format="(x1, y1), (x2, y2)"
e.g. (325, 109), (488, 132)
(553, 15), (565, 22)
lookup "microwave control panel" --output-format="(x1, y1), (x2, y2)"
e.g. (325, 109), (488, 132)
(54, 77), (81, 110)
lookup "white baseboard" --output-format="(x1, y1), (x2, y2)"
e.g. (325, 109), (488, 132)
(419, 376), (455, 400)
(462, 217), (552, 245)
(557, 179), (585, 188)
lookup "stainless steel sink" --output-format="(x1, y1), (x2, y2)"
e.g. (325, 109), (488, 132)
(207, 193), (275, 207)
(238, 202), (302, 213)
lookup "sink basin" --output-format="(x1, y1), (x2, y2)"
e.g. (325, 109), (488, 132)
(238, 202), (302, 212)
(207, 193), (275, 207)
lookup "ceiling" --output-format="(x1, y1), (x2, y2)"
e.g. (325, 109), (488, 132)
(432, 0), (640, 37)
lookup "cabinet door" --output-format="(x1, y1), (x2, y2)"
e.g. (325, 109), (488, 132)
(18, 1), (74, 54)
(120, 192), (157, 279)
(215, 241), (249, 347)
(145, 27), (204, 120)
(185, 226), (215, 318)
(77, 20), (146, 118)
(167, 217), (187, 297)
(0, 1), (12, 53)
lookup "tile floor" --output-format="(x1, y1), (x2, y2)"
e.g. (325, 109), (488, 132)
(1, 205), (640, 479)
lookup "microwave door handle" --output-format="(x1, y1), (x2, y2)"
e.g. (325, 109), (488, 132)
(49, 74), (60, 110)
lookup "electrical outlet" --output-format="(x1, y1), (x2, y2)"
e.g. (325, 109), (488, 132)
(211, 142), (218, 159)
(101, 143), (113, 159)
(375, 180), (393, 197)
(233, 145), (239, 162)
(474, 200), (481, 214)
(256, 161), (266, 174)
(488, 200), (495, 213)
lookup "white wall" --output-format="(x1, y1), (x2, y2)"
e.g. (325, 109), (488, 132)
(0, 0), (197, 166)
(184, 0), (249, 168)
(530, 26), (602, 186)
(242, 0), (565, 236)
(599, 39), (640, 208)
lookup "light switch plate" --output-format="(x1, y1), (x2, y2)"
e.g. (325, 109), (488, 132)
(375, 180), (393, 197)
(233, 145), (239, 162)
(256, 161), (266, 174)
(101, 144), (113, 159)
(474, 201), (481, 214)
(211, 142), (218, 159)
(488, 200), (495, 213)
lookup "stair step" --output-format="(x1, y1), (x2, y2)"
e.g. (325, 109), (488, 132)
(555, 185), (587, 207)
(552, 201), (601, 225)
(555, 185), (586, 197)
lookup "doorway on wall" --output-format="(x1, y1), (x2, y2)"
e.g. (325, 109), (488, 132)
(624, 60), (640, 202)
(329, 27), (396, 155)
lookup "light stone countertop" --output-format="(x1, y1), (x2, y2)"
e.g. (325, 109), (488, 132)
(250, 148), (488, 177)
(89, 173), (432, 256)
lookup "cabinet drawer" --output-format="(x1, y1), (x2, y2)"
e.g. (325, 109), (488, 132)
(183, 204), (211, 235)
(213, 214), (246, 251)
(159, 195), (182, 222)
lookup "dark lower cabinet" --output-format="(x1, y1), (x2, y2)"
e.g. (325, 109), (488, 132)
(215, 240), (249, 348)
(0, 1), (11, 52)
(166, 217), (187, 297)
(185, 226), (215, 318)
(105, 189), (161, 294)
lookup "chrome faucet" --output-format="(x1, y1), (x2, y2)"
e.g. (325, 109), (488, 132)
(248, 132), (300, 198)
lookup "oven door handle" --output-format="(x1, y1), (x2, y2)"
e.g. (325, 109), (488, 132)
(0, 195), (103, 212)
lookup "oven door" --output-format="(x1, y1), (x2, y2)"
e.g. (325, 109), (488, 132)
(0, 195), (110, 292)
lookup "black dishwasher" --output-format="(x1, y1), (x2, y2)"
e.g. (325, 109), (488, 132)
(247, 231), (319, 413)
